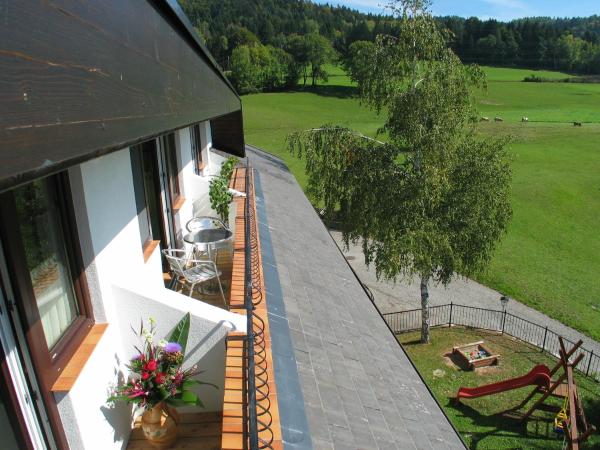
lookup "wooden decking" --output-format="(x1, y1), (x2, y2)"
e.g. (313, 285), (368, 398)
(127, 412), (222, 450)
(222, 168), (282, 450)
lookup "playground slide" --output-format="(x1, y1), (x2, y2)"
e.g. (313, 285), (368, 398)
(456, 364), (551, 400)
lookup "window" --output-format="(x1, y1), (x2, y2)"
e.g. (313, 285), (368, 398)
(190, 123), (204, 175)
(0, 173), (93, 379)
(162, 133), (181, 204)
(131, 140), (165, 250)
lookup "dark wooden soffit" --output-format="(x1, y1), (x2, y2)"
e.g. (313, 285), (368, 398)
(0, 0), (242, 192)
(211, 111), (246, 158)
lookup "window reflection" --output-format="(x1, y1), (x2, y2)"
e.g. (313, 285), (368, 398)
(14, 179), (78, 349)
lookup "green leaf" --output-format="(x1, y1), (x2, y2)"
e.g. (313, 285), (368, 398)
(168, 312), (191, 354)
(180, 390), (200, 406)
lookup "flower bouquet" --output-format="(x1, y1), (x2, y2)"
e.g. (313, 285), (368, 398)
(108, 314), (215, 448)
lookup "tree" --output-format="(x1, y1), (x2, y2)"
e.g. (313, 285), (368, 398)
(305, 33), (335, 86)
(229, 43), (295, 93)
(285, 34), (311, 86)
(288, 0), (512, 344)
(343, 40), (376, 86)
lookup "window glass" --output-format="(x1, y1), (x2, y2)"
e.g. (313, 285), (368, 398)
(140, 144), (163, 243)
(164, 134), (180, 199)
(13, 179), (78, 349)
(191, 124), (203, 175)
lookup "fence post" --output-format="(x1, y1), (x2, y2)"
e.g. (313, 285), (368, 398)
(449, 302), (453, 328)
(586, 350), (594, 376)
(541, 326), (548, 353)
(501, 310), (506, 335)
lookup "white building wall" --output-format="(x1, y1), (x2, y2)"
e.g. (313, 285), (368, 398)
(54, 127), (245, 450)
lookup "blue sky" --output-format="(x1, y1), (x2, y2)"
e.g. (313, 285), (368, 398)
(313, 0), (600, 21)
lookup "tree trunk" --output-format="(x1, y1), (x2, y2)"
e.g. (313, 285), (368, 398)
(420, 276), (430, 344)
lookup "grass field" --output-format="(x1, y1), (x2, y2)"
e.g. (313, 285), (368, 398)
(482, 66), (572, 82)
(242, 66), (600, 341)
(398, 327), (600, 449)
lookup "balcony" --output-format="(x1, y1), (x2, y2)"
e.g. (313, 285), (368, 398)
(126, 165), (282, 450)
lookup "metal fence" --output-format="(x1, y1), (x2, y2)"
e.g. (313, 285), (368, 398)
(383, 303), (600, 380)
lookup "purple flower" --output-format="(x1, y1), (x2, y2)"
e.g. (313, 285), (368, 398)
(164, 342), (182, 353)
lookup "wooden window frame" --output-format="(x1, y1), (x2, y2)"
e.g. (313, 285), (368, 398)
(0, 172), (94, 449)
(0, 173), (94, 381)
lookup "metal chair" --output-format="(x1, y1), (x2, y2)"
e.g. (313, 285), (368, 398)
(162, 249), (227, 307)
(186, 216), (227, 233)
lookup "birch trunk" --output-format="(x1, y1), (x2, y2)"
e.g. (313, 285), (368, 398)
(420, 276), (430, 344)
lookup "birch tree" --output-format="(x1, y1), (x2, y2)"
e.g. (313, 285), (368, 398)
(288, 0), (512, 343)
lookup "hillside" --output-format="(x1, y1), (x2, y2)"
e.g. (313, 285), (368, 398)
(179, 0), (600, 74)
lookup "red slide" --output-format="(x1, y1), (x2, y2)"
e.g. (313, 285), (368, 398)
(456, 364), (551, 400)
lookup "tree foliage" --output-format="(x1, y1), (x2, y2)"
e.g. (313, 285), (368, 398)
(228, 43), (294, 94)
(288, 0), (512, 343)
(343, 40), (376, 86)
(180, 0), (600, 76)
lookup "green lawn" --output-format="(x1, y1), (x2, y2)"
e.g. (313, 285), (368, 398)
(482, 66), (572, 82)
(478, 81), (600, 123)
(243, 66), (600, 341)
(398, 327), (600, 449)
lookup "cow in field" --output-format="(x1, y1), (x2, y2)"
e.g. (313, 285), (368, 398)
(480, 117), (490, 122)
(494, 117), (503, 122)
(522, 117), (529, 122)
(574, 122), (583, 127)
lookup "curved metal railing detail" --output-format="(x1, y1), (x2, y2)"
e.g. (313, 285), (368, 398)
(245, 164), (274, 450)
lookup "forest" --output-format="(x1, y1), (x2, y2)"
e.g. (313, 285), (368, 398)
(178, 0), (600, 93)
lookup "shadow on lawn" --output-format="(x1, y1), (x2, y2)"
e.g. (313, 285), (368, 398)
(291, 84), (357, 99)
(449, 400), (559, 449)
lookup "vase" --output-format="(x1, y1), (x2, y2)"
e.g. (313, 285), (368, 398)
(141, 403), (179, 449)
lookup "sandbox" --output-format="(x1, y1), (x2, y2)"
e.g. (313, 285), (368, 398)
(452, 340), (500, 370)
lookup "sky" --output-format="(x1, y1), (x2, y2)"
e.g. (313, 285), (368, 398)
(313, 0), (600, 21)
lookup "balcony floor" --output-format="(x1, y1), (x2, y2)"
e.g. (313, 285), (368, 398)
(127, 411), (222, 450)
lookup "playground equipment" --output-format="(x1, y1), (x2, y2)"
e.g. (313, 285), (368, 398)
(456, 364), (550, 399)
(455, 338), (595, 449)
(452, 340), (500, 370)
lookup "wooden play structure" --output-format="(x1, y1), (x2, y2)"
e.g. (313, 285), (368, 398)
(452, 340), (500, 369)
(520, 338), (596, 449)
(456, 337), (595, 449)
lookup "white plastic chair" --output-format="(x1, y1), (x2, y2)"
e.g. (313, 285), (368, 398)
(162, 249), (226, 307)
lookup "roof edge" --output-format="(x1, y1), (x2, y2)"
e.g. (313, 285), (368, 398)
(161, 0), (240, 101)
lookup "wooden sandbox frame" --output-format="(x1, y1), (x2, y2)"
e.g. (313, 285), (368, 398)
(453, 340), (500, 370)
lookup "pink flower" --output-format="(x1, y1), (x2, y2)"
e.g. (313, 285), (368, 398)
(173, 371), (184, 386)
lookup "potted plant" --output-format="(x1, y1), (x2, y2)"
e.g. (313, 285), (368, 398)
(209, 157), (238, 224)
(108, 314), (215, 449)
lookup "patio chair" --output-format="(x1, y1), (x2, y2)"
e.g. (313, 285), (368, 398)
(162, 249), (227, 307)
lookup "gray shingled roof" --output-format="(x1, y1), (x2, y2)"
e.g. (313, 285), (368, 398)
(248, 146), (466, 450)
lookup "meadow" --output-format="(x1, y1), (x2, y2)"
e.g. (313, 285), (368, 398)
(242, 65), (600, 341)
